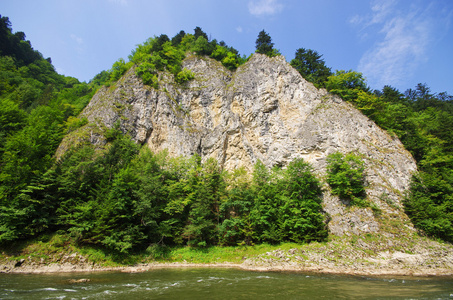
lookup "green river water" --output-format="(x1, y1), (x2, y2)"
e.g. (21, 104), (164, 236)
(1, 268), (452, 299)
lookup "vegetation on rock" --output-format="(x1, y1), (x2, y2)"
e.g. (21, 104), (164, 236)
(127, 27), (246, 88)
(325, 69), (453, 242)
(326, 152), (367, 207)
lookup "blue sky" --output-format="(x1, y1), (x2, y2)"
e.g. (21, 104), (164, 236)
(2, 0), (452, 94)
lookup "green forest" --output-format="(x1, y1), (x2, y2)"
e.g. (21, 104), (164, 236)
(0, 16), (452, 256)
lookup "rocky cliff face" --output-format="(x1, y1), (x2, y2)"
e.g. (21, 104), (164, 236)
(59, 53), (418, 236)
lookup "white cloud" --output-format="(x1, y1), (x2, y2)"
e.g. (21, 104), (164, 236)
(248, 0), (283, 16)
(349, 0), (396, 39)
(108, 0), (128, 6)
(236, 26), (243, 33)
(70, 34), (83, 45)
(70, 34), (85, 54)
(369, 0), (397, 25)
(354, 0), (451, 89)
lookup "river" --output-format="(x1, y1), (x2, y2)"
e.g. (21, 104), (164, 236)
(1, 268), (452, 299)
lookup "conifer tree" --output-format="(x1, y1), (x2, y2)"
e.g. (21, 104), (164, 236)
(255, 30), (280, 57)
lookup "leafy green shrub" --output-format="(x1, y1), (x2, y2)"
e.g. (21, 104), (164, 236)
(192, 36), (214, 56)
(130, 38), (184, 88)
(175, 68), (195, 84)
(110, 58), (133, 82)
(325, 70), (369, 102)
(210, 45), (228, 61)
(404, 173), (453, 242)
(326, 152), (367, 206)
(135, 62), (158, 88)
(221, 52), (240, 70)
(64, 116), (88, 133)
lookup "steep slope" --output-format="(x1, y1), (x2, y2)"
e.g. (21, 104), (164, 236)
(58, 53), (417, 236)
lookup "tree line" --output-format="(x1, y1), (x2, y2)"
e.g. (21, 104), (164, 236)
(19, 128), (329, 253)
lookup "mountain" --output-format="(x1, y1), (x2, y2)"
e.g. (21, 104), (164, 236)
(58, 53), (417, 237)
(1, 21), (452, 273)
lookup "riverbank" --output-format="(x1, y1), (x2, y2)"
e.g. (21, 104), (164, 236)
(1, 234), (452, 277)
(1, 260), (452, 277)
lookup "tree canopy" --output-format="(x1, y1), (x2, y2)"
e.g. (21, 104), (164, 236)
(290, 48), (332, 88)
(127, 26), (246, 88)
(0, 16), (96, 243)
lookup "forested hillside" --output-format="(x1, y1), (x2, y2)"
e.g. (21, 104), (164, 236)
(287, 32), (453, 243)
(297, 57), (453, 243)
(0, 16), (451, 257)
(0, 15), (95, 242)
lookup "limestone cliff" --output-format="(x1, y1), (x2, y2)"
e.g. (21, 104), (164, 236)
(58, 53), (418, 236)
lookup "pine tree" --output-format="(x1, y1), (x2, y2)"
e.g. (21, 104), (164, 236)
(255, 30), (279, 57)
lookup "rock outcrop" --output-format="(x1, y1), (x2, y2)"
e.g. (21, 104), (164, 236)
(58, 53), (417, 236)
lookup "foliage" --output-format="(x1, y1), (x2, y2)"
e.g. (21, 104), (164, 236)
(89, 70), (111, 87)
(219, 159), (328, 246)
(194, 26), (208, 40)
(255, 30), (281, 57)
(127, 27), (245, 88)
(279, 159), (327, 242)
(110, 58), (133, 82)
(0, 16), (43, 66)
(175, 68), (195, 84)
(323, 66), (453, 241)
(181, 157), (225, 247)
(0, 16), (95, 243)
(211, 45), (242, 70)
(404, 172), (453, 242)
(325, 70), (369, 102)
(326, 152), (367, 206)
(290, 48), (332, 88)
(171, 30), (186, 46)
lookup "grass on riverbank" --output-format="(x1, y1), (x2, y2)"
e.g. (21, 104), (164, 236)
(1, 231), (452, 277)
(0, 233), (309, 267)
(2, 229), (451, 272)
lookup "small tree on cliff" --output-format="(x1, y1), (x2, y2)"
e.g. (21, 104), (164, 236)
(326, 152), (367, 206)
(255, 30), (280, 57)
